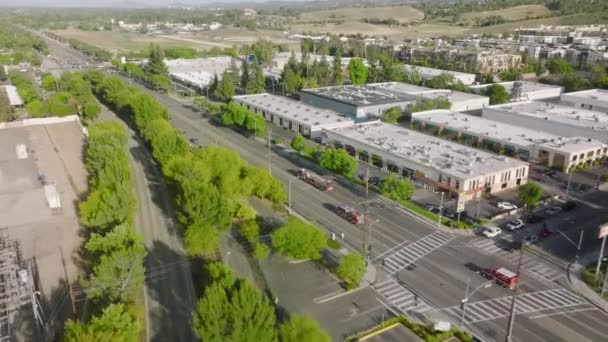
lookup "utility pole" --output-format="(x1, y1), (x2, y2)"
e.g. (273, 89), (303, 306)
(60, 247), (77, 320)
(595, 226), (608, 284)
(505, 247), (525, 342)
(565, 170), (572, 198)
(268, 129), (272, 175)
(365, 168), (369, 199)
(476, 197), (481, 220)
(288, 179), (292, 214)
(437, 191), (445, 228)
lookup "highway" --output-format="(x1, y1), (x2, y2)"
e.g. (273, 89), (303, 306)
(39, 32), (608, 341)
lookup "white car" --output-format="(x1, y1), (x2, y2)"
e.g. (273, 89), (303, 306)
(505, 219), (525, 231)
(545, 206), (562, 216)
(497, 202), (517, 210)
(482, 226), (502, 238)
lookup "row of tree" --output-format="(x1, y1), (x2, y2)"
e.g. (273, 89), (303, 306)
(118, 44), (173, 92)
(221, 102), (266, 136)
(0, 24), (47, 66)
(65, 121), (145, 340)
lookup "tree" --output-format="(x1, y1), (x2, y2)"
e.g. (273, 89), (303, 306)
(193, 275), (277, 342)
(383, 107), (403, 124)
(290, 134), (306, 154)
(281, 68), (302, 96)
(331, 53), (344, 86)
(336, 253), (367, 290)
(147, 43), (168, 76)
(319, 148), (357, 178)
(348, 58), (367, 85)
(184, 222), (220, 256)
(240, 60), (249, 90)
(246, 62), (266, 95)
(484, 84), (510, 105)
(517, 182), (543, 211)
(0, 64), (6, 81)
(82, 101), (101, 121)
(380, 175), (415, 201)
(214, 71), (235, 102)
(0, 90), (14, 122)
(79, 183), (137, 230)
(41, 73), (57, 91)
(64, 303), (140, 342)
(546, 58), (573, 75)
(250, 40), (275, 67)
(279, 315), (331, 342)
(272, 217), (327, 260)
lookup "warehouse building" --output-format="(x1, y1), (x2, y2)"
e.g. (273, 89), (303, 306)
(469, 81), (563, 102)
(321, 121), (529, 202)
(397, 64), (477, 85)
(412, 110), (606, 172)
(233, 93), (354, 139)
(561, 89), (608, 113)
(166, 56), (239, 91)
(299, 85), (419, 120)
(482, 101), (608, 143)
(370, 82), (489, 111)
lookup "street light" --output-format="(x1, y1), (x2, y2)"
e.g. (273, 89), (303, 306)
(460, 278), (493, 326)
(364, 218), (380, 264)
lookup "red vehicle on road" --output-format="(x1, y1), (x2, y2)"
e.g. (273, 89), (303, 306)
(336, 204), (365, 224)
(296, 169), (334, 191)
(480, 267), (519, 290)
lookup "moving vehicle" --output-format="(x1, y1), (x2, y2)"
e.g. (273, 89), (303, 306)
(296, 169), (334, 191)
(336, 205), (365, 224)
(479, 267), (519, 290)
(539, 226), (554, 238)
(497, 202), (517, 210)
(545, 206), (562, 216)
(482, 226), (502, 238)
(505, 219), (525, 231)
(522, 234), (538, 245)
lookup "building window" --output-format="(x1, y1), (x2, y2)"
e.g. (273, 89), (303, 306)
(572, 155), (578, 161)
(455, 180), (460, 190)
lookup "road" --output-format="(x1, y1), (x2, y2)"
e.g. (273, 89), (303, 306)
(99, 109), (197, 342)
(38, 32), (608, 341)
(132, 84), (608, 342)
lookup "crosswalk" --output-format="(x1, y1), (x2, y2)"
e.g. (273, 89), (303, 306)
(470, 237), (564, 282)
(382, 231), (454, 274)
(441, 288), (591, 324)
(374, 279), (431, 314)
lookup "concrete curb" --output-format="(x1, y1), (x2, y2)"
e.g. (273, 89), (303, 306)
(566, 262), (608, 313)
(358, 323), (402, 341)
(313, 284), (370, 304)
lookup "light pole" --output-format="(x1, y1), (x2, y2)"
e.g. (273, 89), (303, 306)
(288, 179), (292, 214)
(437, 191), (445, 228)
(364, 218), (380, 264)
(505, 246), (525, 342)
(268, 128), (272, 175)
(461, 278), (493, 326)
(565, 170), (572, 198)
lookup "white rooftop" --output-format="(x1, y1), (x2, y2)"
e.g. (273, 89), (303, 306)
(490, 101), (608, 132)
(3, 85), (23, 106)
(166, 57), (237, 87)
(234, 93), (354, 128)
(469, 81), (562, 93)
(562, 89), (608, 103)
(398, 64), (476, 78)
(326, 121), (527, 180)
(371, 82), (487, 103)
(414, 110), (604, 154)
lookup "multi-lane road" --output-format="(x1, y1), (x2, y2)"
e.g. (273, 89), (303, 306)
(38, 32), (608, 342)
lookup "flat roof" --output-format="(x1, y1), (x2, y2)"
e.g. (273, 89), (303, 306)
(469, 81), (562, 93)
(166, 56), (237, 87)
(325, 121), (527, 180)
(300, 85), (419, 107)
(398, 64), (476, 78)
(3, 85), (23, 106)
(490, 101), (608, 132)
(413, 110), (604, 154)
(233, 93), (354, 128)
(562, 89), (608, 103)
(371, 82), (488, 103)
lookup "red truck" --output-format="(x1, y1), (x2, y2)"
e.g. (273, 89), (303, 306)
(336, 204), (365, 224)
(480, 267), (519, 290)
(296, 169), (334, 191)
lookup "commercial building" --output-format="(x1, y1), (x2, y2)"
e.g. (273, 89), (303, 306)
(469, 81), (563, 102)
(412, 110), (606, 172)
(370, 82), (489, 111)
(321, 121), (529, 202)
(561, 89), (608, 114)
(399, 47), (522, 74)
(233, 93), (354, 138)
(165, 56), (239, 90)
(299, 85), (419, 120)
(397, 64), (476, 85)
(482, 101), (608, 143)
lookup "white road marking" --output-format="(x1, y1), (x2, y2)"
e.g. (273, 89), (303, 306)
(382, 231), (454, 274)
(528, 307), (599, 320)
(374, 279), (431, 314)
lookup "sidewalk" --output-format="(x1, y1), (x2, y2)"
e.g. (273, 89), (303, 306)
(568, 263), (608, 312)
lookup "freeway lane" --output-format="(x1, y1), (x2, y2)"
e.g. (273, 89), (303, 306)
(134, 84), (608, 342)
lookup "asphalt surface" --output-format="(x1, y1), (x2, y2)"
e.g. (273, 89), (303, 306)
(38, 32), (608, 342)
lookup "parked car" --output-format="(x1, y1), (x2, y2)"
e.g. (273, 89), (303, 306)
(482, 226), (502, 238)
(526, 214), (544, 223)
(505, 219), (525, 231)
(522, 234), (539, 245)
(497, 202), (517, 210)
(545, 206), (563, 216)
(425, 205), (440, 213)
(539, 226), (554, 238)
(562, 201), (577, 211)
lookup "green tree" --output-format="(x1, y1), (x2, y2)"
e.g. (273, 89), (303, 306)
(290, 134), (306, 154)
(193, 274), (277, 342)
(41, 73), (57, 91)
(0, 89), (14, 122)
(484, 84), (510, 105)
(83, 101), (101, 121)
(272, 217), (327, 260)
(184, 222), (220, 256)
(336, 253), (367, 290)
(147, 43), (168, 76)
(0, 64), (6, 81)
(279, 315), (331, 342)
(79, 183), (137, 230)
(246, 62), (266, 94)
(319, 148), (357, 177)
(517, 182), (543, 211)
(383, 107), (403, 124)
(250, 40), (275, 67)
(85, 223), (142, 255)
(348, 58), (367, 85)
(281, 67), (302, 96)
(331, 53), (344, 86)
(240, 60), (249, 90)
(380, 175), (415, 201)
(546, 58), (573, 75)
(64, 303), (140, 342)
(215, 71), (235, 102)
